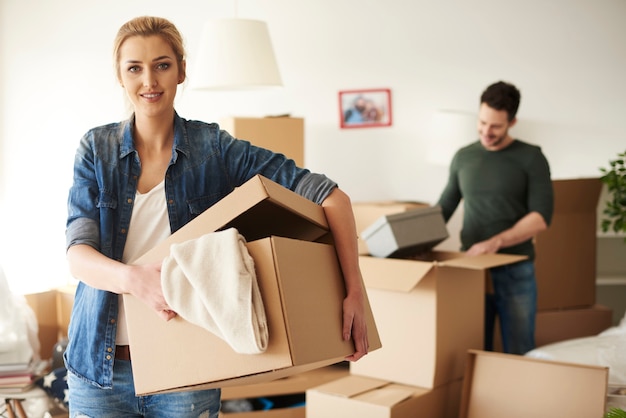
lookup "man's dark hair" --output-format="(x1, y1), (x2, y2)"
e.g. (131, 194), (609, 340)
(480, 81), (521, 122)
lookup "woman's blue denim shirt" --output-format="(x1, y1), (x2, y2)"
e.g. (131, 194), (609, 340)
(64, 113), (337, 389)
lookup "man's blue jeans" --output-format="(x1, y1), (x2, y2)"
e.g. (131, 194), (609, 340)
(484, 260), (537, 355)
(68, 360), (221, 417)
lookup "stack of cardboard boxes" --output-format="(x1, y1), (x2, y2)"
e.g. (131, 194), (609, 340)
(306, 191), (612, 417)
(504, 178), (613, 349)
(306, 203), (525, 417)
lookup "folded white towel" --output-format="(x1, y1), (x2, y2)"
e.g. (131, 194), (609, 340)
(161, 228), (268, 354)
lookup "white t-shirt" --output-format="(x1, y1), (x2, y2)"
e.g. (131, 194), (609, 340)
(116, 180), (170, 344)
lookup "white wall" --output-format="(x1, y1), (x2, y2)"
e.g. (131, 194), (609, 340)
(1, 0), (624, 293)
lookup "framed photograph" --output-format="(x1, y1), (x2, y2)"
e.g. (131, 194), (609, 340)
(339, 88), (392, 129)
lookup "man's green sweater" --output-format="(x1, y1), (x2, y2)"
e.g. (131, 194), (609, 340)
(437, 139), (553, 260)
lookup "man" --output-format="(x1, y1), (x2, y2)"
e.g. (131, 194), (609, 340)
(436, 81), (554, 355)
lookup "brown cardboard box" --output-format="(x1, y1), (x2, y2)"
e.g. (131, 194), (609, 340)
(534, 178), (602, 310)
(535, 304), (613, 347)
(459, 349), (608, 418)
(56, 285), (76, 339)
(123, 175), (381, 395)
(220, 117), (304, 167)
(350, 252), (526, 389)
(361, 206), (449, 258)
(23, 291), (58, 360)
(219, 365), (348, 417)
(24, 286), (76, 360)
(352, 201), (429, 255)
(306, 374), (463, 418)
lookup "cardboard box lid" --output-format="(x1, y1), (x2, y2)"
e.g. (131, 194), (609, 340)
(359, 252), (526, 292)
(309, 375), (419, 407)
(361, 206), (445, 235)
(552, 178), (602, 213)
(132, 174), (329, 265)
(361, 206), (449, 258)
(460, 349), (608, 418)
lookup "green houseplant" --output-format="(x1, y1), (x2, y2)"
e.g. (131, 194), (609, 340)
(599, 150), (626, 241)
(605, 407), (626, 418)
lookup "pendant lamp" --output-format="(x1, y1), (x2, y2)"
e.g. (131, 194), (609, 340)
(191, 18), (283, 90)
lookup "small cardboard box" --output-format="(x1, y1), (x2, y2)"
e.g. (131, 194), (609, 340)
(123, 175), (381, 395)
(24, 286), (76, 361)
(23, 290), (58, 361)
(361, 206), (449, 258)
(350, 252), (525, 388)
(459, 349), (608, 418)
(534, 178), (602, 310)
(306, 374), (463, 418)
(220, 117), (304, 167)
(351, 201), (430, 255)
(220, 365), (348, 417)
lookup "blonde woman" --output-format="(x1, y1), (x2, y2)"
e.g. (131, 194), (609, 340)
(65, 16), (368, 417)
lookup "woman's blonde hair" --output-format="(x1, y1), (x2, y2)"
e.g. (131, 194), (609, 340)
(113, 16), (186, 82)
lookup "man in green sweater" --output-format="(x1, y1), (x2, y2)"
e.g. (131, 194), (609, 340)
(436, 81), (554, 355)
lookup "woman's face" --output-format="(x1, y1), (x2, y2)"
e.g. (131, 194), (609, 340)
(117, 35), (184, 119)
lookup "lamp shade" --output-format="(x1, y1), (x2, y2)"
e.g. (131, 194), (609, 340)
(426, 109), (477, 166)
(191, 18), (283, 90)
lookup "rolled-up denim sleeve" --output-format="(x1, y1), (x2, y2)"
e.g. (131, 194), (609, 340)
(294, 172), (338, 205)
(66, 217), (100, 252)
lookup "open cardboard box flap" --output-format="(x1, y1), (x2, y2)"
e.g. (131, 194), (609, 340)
(132, 174), (329, 265)
(359, 251), (527, 292)
(311, 375), (418, 407)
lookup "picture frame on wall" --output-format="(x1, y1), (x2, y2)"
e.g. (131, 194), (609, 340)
(339, 88), (392, 129)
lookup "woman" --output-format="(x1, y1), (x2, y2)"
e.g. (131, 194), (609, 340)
(65, 16), (369, 418)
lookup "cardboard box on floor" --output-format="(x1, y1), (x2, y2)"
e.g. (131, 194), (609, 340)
(350, 252), (525, 389)
(220, 117), (304, 167)
(535, 304), (613, 347)
(24, 285), (76, 361)
(219, 365), (348, 417)
(306, 374), (463, 418)
(459, 349), (608, 418)
(351, 201), (429, 255)
(123, 175), (381, 395)
(534, 178), (602, 310)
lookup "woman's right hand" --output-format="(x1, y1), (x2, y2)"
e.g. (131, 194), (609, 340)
(125, 262), (177, 321)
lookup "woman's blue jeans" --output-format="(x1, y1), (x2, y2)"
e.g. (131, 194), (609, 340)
(68, 359), (221, 418)
(484, 260), (537, 355)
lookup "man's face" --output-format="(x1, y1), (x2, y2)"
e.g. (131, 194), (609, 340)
(477, 103), (516, 151)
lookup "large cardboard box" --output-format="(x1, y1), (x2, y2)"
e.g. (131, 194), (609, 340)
(535, 304), (613, 348)
(361, 206), (449, 258)
(123, 175), (381, 395)
(220, 117), (304, 167)
(220, 365), (348, 417)
(352, 201), (429, 255)
(534, 178), (602, 310)
(350, 252), (526, 388)
(306, 374), (463, 418)
(459, 349), (608, 418)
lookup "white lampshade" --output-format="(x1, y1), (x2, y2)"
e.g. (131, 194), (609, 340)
(426, 109), (477, 166)
(191, 18), (283, 90)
